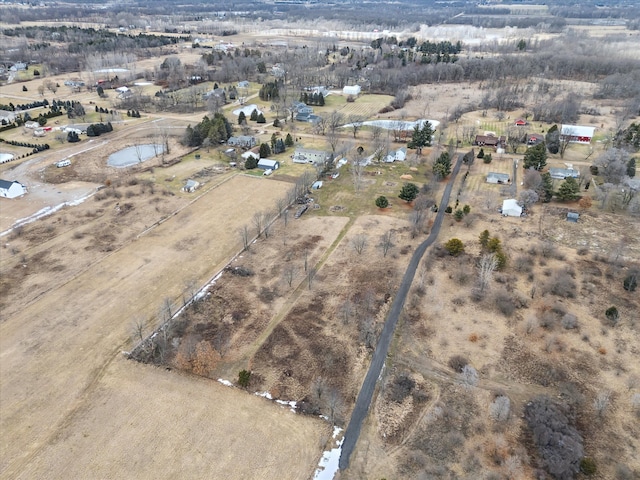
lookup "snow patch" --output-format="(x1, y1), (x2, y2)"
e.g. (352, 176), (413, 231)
(217, 378), (233, 387)
(1, 190), (98, 237)
(313, 426), (343, 480)
(255, 391), (273, 400)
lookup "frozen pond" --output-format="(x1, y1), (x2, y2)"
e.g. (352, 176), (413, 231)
(108, 144), (165, 168)
(0, 153), (14, 164)
(232, 104), (262, 117)
(94, 68), (130, 73)
(341, 118), (440, 131)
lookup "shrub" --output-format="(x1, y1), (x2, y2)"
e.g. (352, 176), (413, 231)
(462, 204), (471, 214)
(388, 373), (415, 403)
(483, 153), (492, 164)
(605, 306), (619, 326)
(546, 270), (576, 298)
(580, 457), (597, 475)
(494, 289), (516, 316)
(490, 395), (511, 422)
(524, 396), (584, 479)
(623, 272), (638, 292)
(454, 209), (464, 221)
(444, 238), (465, 256)
(238, 369), (251, 388)
(375, 195), (389, 208)
(561, 313), (578, 330)
(448, 355), (469, 372)
(444, 205), (453, 213)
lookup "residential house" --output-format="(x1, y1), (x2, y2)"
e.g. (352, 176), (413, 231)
(549, 167), (580, 180)
(474, 134), (506, 148)
(292, 148), (329, 165)
(228, 136), (257, 149)
(486, 172), (510, 184)
(204, 88), (226, 102)
(237, 80), (250, 89)
(384, 147), (407, 163)
(0, 179), (27, 198)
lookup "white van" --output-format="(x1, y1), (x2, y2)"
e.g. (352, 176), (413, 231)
(56, 160), (71, 168)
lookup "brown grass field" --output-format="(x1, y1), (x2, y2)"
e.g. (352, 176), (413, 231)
(0, 174), (329, 479)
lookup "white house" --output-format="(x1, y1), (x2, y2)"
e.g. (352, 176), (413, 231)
(560, 125), (596, 144)
(549, 167), (580, 180)
(502, 199), (522, 217)
(487, 172), (510, 184)
(292, 148), (329, 165)
(342, 85), (361, 96)
(384, 147), (407, 163)
(257, 158), (280, 170)
(0, 179), (27, 198)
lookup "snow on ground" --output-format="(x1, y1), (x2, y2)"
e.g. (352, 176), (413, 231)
(1, 190), (97, 237)
(313, 426), (343, 480)
(232, 104), (262, 117)
(217, 379), (234, 387)
(341, 118), (440, 131)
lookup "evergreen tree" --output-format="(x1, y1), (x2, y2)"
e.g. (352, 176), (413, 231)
(477, 148), (485, 159)
(285, 133), (294, 147)
(245, 156), (258, 169)
(318, 94), (325, 106)
(627, 157), (636, 178)
(479, 229), (490, 249)
(433, 151), (452, 179)
(259, 143), (271, 158)
(407, 121), (433, 154)
(523, 143), (548, 170)
(546, 124), (560, 154)
(275, 138), (286, 154)
(238, 111), (246, 125)
(250, 109), (259, 121)
(257, 113), (266, 123)
(537, 172), (554, 203)
(398, 182), (419, 202)
(556, 177), (580, 201)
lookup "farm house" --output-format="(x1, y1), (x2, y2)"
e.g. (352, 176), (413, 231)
(292, 148), (329, 165)
(0, 179), (27, 198)
(257, 159), (280, 170)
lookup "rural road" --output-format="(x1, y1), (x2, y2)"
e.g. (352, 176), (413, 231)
(339, 151), (465, 470)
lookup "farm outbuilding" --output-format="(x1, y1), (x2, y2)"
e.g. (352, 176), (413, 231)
(502, 199), (522, 217)
(182, 179), (200, 193)
(486, 172), (510, 184)
(560, 125), (596, 144)
(0, 179), (27, 198)
(342, 85), (361, 96)
(257, 159), (280, 170)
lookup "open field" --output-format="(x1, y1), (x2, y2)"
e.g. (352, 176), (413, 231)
(0, 174), (316, 479)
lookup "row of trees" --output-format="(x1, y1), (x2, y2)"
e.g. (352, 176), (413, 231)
(182, 113), (232, 148)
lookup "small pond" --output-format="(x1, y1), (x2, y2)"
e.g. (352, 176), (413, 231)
(107, 144), (165, 168)
(0, 153), (15, 163)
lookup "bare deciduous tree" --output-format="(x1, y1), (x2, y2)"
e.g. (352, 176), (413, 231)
(459, 365), (479, 389)
(490, 395), (511, 422)
(593, 390), (612, 417)
(253, 211), (264, 237)
(307, 266), (317, 290)
(351, 234), (368, 255)
(239, 224), (251, 251)
(283, 264), (298, 288)
(379, 230), (394, 257)
(478, 253), (498, 293)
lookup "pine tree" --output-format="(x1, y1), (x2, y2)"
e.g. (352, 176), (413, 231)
(399, 182), (419, 202)
(556, 177), (580, 201)
(285, 133), (294, 147)
(259, 143), (271, 158)
(238, 111), (246, 125)
(250, 109), (259, 121)
(537, 172), (554, 202)
(546, 124), (560, 154)
(257, 113), (266, 123)
(523, 143), (548, 170)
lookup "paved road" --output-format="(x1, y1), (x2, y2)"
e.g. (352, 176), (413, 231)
(338, 152), (465, 470)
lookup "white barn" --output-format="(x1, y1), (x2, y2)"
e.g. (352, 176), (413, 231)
(502, 199), (522, 217)
(0, 179), (27, 198)
(560, 125), (596, 144)
(292, 148), (329, 165)
(342, 85), (361, 96)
